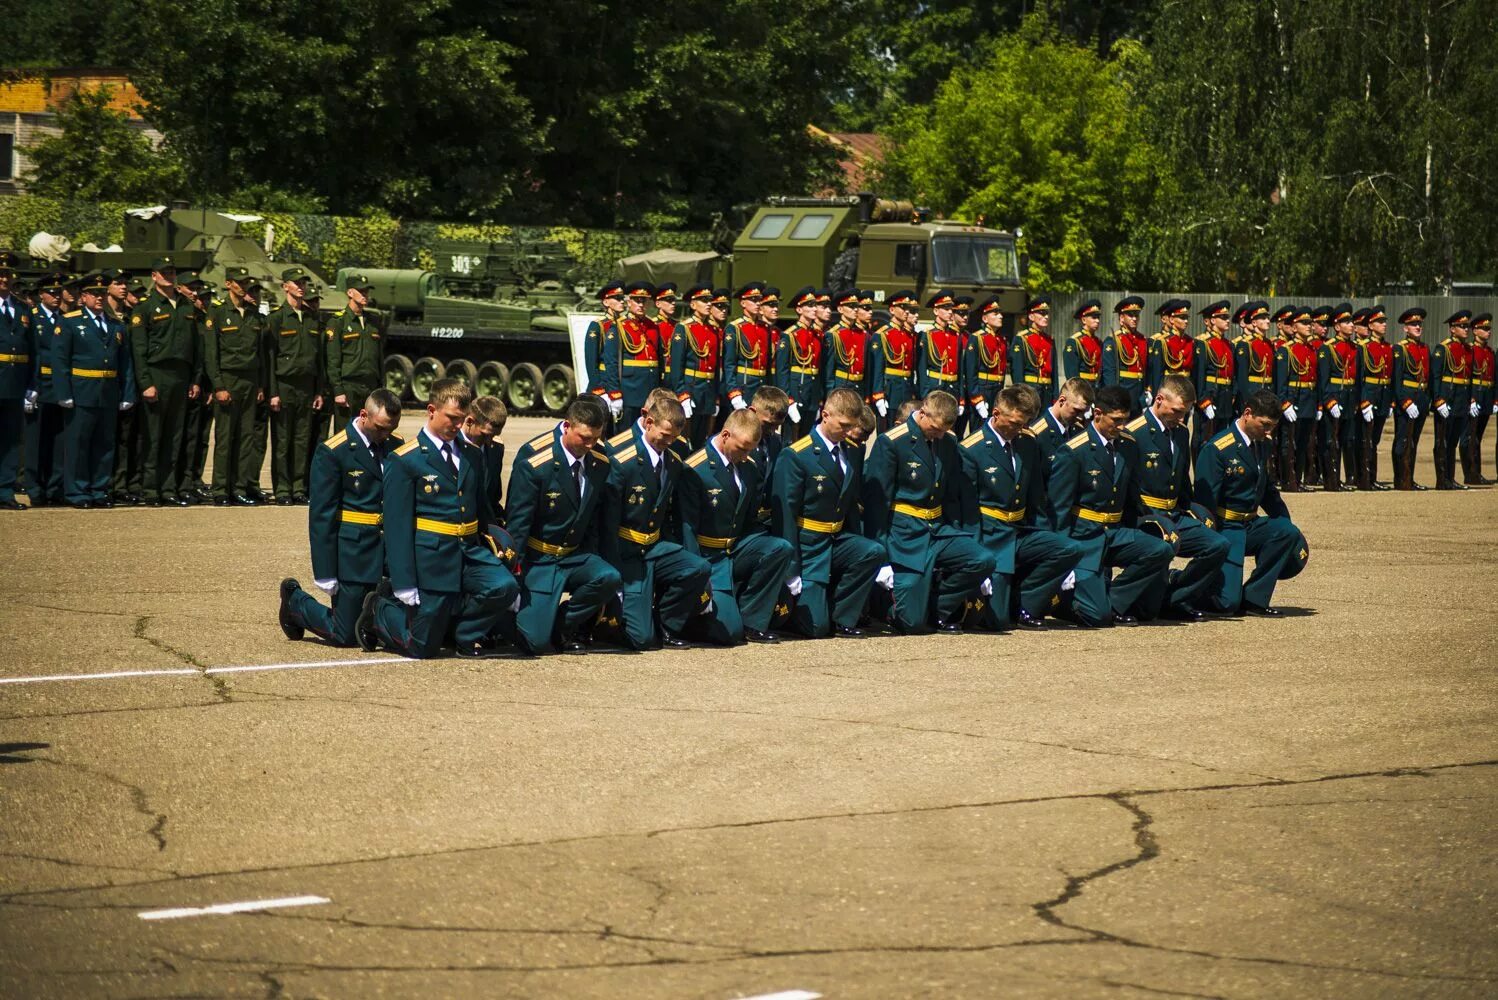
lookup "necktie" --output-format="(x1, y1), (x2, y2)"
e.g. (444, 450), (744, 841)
(441, 443), (458, 478)
(831, 445), (845, 484)
(572, 458), (584, 497)
(1000, 439), (1015, 476)
(1, 301), (10, 321)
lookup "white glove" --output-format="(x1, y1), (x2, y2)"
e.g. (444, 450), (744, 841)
(786, 575), (803, 597)
(731, 395), (748, 411)
(60, 398), (74, 409)
(875, 564), (895, 590)
(1203, 403), (1216, 420)
(608, 397), (624, 420)
(1437, 402), (1451, 418)
(23, 396), (35, 414)
(1492, 403), (1497, 416)
(314, 578), (339, 596)
(1083, 406), (1094, 421)
(681, 398), (695, 420)
(786, 402), (802, 425)
(1471, 400), (1481, 418)
(957, 402), (966, 416)
(119, 400), (134, 412)
(1060, 570), (1076, 592)
(975, 400), (990, 419)
(1361, 406), (1373, 424)
(1329, 402), (1342, 420)
(509, 594), (521, 612)
(714, 402), (720, 416)
(1142, 390), (1153, 406)
(1284, 404), (1298, 423)
(394, 587), (420, 607)
(1404, 402), (1419, 419)
(980, 578), (993, 597)
(875, 398), (889, 418)
(1315, 408), (1323, 421)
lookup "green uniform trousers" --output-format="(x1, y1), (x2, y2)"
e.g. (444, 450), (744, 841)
(211, 374), (262, 497)
(140, 364), (193, 501)
(271, 381), (319, 498)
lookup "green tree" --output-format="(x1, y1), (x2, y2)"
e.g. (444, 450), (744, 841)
(23, 87), (188, 202)
(878, 15), (1155, 291)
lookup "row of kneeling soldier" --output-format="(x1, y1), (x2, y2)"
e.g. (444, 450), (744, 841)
(278, 373), (1310, 659)
(0, 252), (380, 510)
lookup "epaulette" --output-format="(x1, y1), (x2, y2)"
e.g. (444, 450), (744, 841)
(334, 309), (346, 317)
(589, 448), (607, 462)
(326, 431), (349, 449)
(1019, 427), (1036, 437)
(961, 430), (984, 448)
(1214, 433), (1236, 451)
(211, 297), (223, 307)
(1028, 417), (1049, 434)
(1065, 432), (1090, 450)
(1117, 430), (1134, 441)
(394, 439), (420, 456)
(527, 450), (553, 468)
(608, 429), (634, 447)
(1125, 415), (1147, 432)
(789, 435), (814, 453)
(63, 309), (82, 318)
(685, 450), (708, 468)
(886, 423), (911, 440)
(387, 433), (404, 448)
(614, 445), (637, 463)
(525, 431), (553, 450)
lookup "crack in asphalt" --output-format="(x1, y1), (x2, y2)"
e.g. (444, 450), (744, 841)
(0, 852), (173, 879)
(29, 756), (171, 855)
(133, 615), (232, 704)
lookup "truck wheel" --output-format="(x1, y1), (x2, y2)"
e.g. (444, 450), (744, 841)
(507, 362), (543, 412)
(384, 354), (414, 400)
(412, 356), (446, 403)
(541, 364), (576, 414)
(446, 357), (478, 389)
(828, 246), (860, 289)
(476, 360), (509, 399)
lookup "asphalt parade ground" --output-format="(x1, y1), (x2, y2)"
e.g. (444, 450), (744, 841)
(2, 415), (1496, 999)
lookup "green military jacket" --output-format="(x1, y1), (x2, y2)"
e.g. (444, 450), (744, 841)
(129, 288), (200, 387)
(324, 306), (383, 401)
(204, 296), (266, 387)
(265, 302), (324, 397)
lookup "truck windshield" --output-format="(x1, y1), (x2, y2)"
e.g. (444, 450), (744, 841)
(931, 236), (1019, 285)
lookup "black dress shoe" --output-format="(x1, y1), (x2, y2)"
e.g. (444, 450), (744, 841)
(1370, 481), (1391, 491)
(1166, 604), (1205, 622)
(214, 496), (234, 506)
(274, 496), (296, 506)
(833, 624), (864, 638)
(744, 628), (779, 644)
(1015, 609), (1046, 630)
(94, 498), (115, 509)
(68, 500), (93, 509)
(659, 632), (691, 648)
(146, 497), (165, 507)
(192, 486), (214, 501)
(1112, 613), (1139, 626)
(355, 592), (380, 652)
(121, 492), (143, 505)
(934, 620), (963, 633)
(292, 492), (310, 505)
(245, 490), (273, 504)
(279, 578), (305, 641)
(232, 493), (259, 506)
(1241, 603), (1281, 617)
(0, 498), (25, 510)
(455, 641), (496, 658)
(166, 495), (191, 507)
(558, 638), (588, 654)
(25, 496), (46, 508)
(179, 492), (201, 506)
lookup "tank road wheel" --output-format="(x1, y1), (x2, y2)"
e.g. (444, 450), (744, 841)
(384, 354), (414, 401)
(541, 364), (576, 414)
(506, 362), (543, 412)
(476, 360), (509, 400)
(446, 357), (478, 389)
(411, 356), (446, 403)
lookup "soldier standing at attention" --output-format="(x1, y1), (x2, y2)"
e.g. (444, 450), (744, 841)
(722, 283), (771, 416)
(1273, 307), (1318, 491)
(861, 390), (995, 633)
(1462, 314), (1494, 484)
(1061, 299), (1103, 389)
(1193, 300), (1236, 454)
(179, 272), (217, 503)
(653, 283), (678, 357)
(362, 379), (519, 659)
(265, 266), (324, 504)
(1356, 305), (1395, 490)
(773, 387), (885, 638)
(505, 394), (621, 654)
(0, 253), (34, 510)
(325, 273), (382, 432)
(584, 282), (626, 425)
(955, 385), (1082, 630)
(677, 408), (793, 645)
(1102, 295), (1149, 414)
(1315, 303), (1360, 491)
(964, 296), (1009, 433)
(130, 257), (201, 506)
(612, 282), (663, 418)
(665, 285), (720, 449)
(775, 287), (825, 438)
(1147, 299), (1194, 400)
(205, 267), (268, 506)
(301, 283), (331, 459)
(1008, 295), (1057, 402)
(1233, 301), (1274, 419)
(1045, 384), (1174, 627)
(100, 271), (143, 505)
(279, 389), (402, 647)
(55, 274), (136, 508)
(917, 290), (964, 408)
(1194, 388), (1309, 616)
(23, 275), (69, 507)
(868, 290), (918, 429)
(824, 289), (869, 402)
(1392, 308), (1432, 490)
(1430, 310), (1473, 490)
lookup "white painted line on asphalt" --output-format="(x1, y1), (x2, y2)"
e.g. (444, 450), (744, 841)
(138, 895), (330, 920)
(0, 656), (413, 686)
(733, 992), (822, 1000)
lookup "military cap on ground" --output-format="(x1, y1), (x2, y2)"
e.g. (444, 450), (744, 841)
(1472, 313), (1492, 330)
(1199, 299), (1231, 319)
(979, 296), (1003, 316)
(654, 282), (678, 301)
(1073, 298), (1101, 320)
(928, 289), (958, 310)
(280, 265), (311, 283)
(624, 281), (654, 299)
(1399, 307), (1425, 324)
(1331, 302), (1354, 323)
(686, 284), (712, 301)
(224, 265), (255, 285)
(1114, 295), (1145, 314)
(1445, 309), (1472, 326)
(760, 286), (781, 305)
(710, 288), (730, 306)
(151, 256), (177, 272)
(345, 272), (373, 290)
(834, 289), (860, 307)
(1025, 294), (1051, 313)
(789, 285), (818, 308)
(888, 289), (918, 309)
(1367, 305), (1387, 323)
(735, 282), (764, 301)
(599, 281), (625, 300)
(1309, 305), (1332, 324)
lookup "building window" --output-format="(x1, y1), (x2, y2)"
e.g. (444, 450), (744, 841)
(0, 134), (14, 181)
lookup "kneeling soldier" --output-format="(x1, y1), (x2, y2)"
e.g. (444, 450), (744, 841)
(678, 408), (794, 644)
(956, 386), (1082, 630)
(1193, 388), (1309, 615)
(597, 394), (712, 648)
(362, 379), (519, 658)
(279, 389), (402, 645)
(1046, 384), (1174, 626)
(56, 274), (136, 508)
(774, 387), (885, 637)
(506, 394), (622, 654)
(1118, 375), (1230, 620)
(861, 390), (995, 632)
